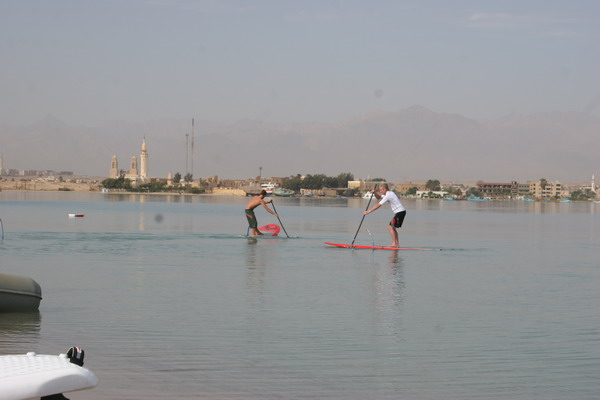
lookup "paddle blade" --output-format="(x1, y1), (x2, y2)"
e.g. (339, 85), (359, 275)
(259, 224), (281, 236)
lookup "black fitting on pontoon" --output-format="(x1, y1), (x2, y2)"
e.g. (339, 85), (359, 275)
(66, 346), (85, 366)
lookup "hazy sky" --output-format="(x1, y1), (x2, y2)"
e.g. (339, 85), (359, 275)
(1, 0), (599, 126)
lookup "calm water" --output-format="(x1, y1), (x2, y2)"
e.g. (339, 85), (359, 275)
(1, 192), (599, 399)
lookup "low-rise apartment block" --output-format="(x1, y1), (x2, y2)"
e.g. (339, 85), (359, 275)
(476, 181), (518, 198)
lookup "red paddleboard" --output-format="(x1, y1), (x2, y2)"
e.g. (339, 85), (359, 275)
(324, 242), (432, 251)
(259, 224), (281, 236)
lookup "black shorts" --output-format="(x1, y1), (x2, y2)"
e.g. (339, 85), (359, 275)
(245, 209), (257, 228)
(390, 211), (406, 228)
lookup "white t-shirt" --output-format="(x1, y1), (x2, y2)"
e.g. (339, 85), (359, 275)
(379, 190), (406, 214)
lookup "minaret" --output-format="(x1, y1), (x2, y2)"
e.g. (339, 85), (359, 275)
(140, 137), (148, 179)
(129, 155), (138, 176)
(592, 174), (596, 193)
(109, 155), (119, 178)
(0, 153), (4, 175)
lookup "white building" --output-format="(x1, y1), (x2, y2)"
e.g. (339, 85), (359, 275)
(110, 138), (150, 184)
(416, 190), (448, 198)
(109, 155), (119, 179)
(140, 137), (148, 179)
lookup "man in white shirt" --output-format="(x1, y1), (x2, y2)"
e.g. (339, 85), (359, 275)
(363, 184), (406, 248)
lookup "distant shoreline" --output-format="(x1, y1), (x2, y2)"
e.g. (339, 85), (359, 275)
(2, 188), (598, 203)
(0, 181), (245, 197)
(2, 180), (598, 203)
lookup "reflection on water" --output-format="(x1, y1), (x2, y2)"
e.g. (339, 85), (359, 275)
(245, 240), (268, 312)
(0, 312), (41, 353)
(103, 193), (197, 203)
(369, 251), (406, 336)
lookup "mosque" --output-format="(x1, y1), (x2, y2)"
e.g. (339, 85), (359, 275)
(109, 138), (150, 184)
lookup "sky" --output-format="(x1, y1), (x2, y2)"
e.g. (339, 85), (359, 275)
(1, 0), (599, 127)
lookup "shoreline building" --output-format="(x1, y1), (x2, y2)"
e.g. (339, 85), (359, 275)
(582, 174), (598, 199)
(477, 181), (518, 198)
(109, 156), (119, 179)
(528, 180), (562, 198)
(140, 137), (148, 179)
(126, 156), (138, 180)
(109, 138), (150, 184)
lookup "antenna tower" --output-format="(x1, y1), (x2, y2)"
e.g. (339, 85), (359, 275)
(185, 132), (189, 176)
(191, 118), (194, 179)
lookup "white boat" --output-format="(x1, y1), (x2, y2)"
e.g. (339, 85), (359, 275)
(362, 192), (375, 199)
(260, 182), (279, 194)
(244, 182), (280, 196)
(0, 348), (98, 399)
(0, 273), (42, 312)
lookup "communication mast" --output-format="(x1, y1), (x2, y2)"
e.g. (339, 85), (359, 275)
(185, 132), (189, 176)
(191, 118), (194, 179)
(184, 118), (196, 181)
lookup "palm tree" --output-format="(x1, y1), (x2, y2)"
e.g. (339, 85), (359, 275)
(425, 179), (441, 191)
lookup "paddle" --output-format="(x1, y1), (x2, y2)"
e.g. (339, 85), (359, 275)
(351, 184), (378, 247)
(269, 201), (290, 238)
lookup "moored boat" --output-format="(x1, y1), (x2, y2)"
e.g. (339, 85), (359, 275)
(362, 192), (375, 199)
(244, 182), (280, 196)
(260, 182), (278, 194)
(467, 196), (490, 202)
(0, 273), (42, 312)
(273, 188), (294, 197)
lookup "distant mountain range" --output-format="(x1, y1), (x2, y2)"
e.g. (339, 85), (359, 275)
(1, 106), (598, 183)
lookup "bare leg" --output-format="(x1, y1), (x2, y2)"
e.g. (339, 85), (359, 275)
(248, 225), (261, 237)
(387, 225), (399, 248)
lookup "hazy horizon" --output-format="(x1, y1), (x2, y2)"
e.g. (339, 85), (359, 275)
(1, 106), (598, 184)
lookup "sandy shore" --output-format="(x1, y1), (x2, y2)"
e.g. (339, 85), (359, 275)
(0, 180), (248, 196)
(0, 180), (100, 193)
